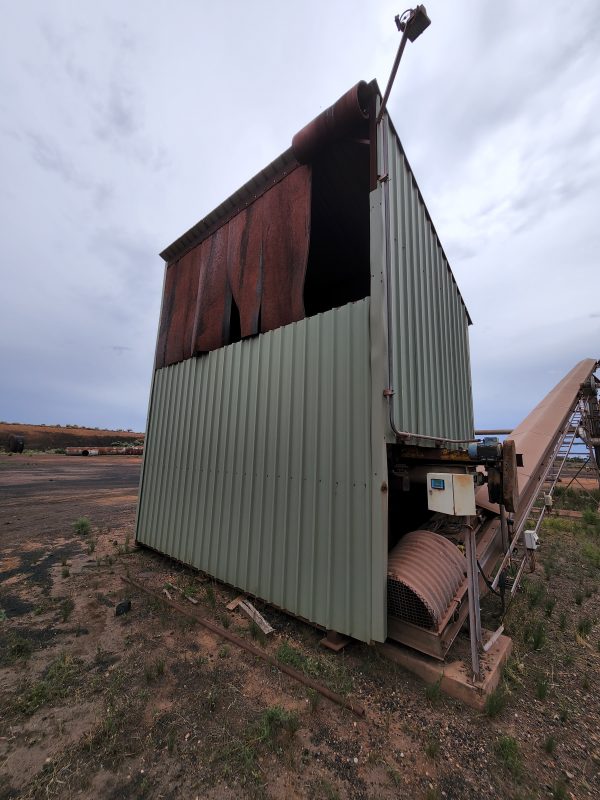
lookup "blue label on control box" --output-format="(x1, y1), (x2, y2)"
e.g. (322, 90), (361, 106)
(431, 478), (445, 490)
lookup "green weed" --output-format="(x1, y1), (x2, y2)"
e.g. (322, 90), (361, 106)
(18, 653), (80, 714)
(530, 620), (546, 650)
(205, 584), (216, 609)
(577, 617), (593, 637)
(167, 729), (176, 754)
(582, 541), (600, 568)
(276, 641), (306, 671)
(425, 678), (442, 704)
(275, 642), (352, 694)
(582, 674), (590, 690)
(582, 508), (599, 528)
(6, 634), (33, 662)
(256, 706), (299, 747)
(60, 598), (75, 622)
(552, 780), (568, 799)
(543, 735), (556, 755)
(249, 619), (265, 644)
(544, 597), (556, 617)
(535, 674), (549, 700)
(424, 734), (440, 759)
(484, 687), (506, 718)
(526, 581), (545, 608)
(144, 658), (166, 682)
(559, 612), (567, 631)
(73, 517), (91, 535)
(494, 735), (522, 778)
(310, 778), (340, 800)
(306, 687), (320, 713)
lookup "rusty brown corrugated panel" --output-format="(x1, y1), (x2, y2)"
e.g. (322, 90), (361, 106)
(155, 166), (311, 369)
(476, 358), (598, 522)
(292, 81), (371, 164)
(154, 82), (379, 371)
(192, 225), (231, 353)
(387, 530), (466, 629)
(259, 166), (311, 333)
(155, 249), (201, 369)
(226, 204), (263, 337)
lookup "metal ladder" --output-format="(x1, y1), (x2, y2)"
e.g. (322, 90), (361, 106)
(490, 406), (581, 598)
(530, 410), (581, 523)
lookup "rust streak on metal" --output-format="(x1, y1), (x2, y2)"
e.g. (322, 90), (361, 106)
(122, 576), (366, 718)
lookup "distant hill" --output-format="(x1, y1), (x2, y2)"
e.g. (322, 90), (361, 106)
(0, 422), (144, 451)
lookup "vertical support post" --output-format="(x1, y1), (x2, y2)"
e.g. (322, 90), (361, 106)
(464, 523), (482, 682)
(500, 504), (509, 552)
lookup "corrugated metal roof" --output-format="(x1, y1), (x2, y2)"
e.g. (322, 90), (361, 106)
(374, 110), (474, 444)
(136, 299), (387, 643)
(384, 113), (471, 324)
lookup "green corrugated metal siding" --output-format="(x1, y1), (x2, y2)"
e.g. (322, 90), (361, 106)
(377, 115), (474, 444)
(136, 299), (386, 643)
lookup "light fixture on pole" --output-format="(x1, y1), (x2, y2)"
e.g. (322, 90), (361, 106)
(376, 5), (431, 124)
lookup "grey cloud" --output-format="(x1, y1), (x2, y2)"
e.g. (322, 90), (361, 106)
(2, 1), (599, 433)
(445, 240), (478, 262)
(100, 81), (139, 138)
(64, 57), (92, 90)
(26, 131), (114, 209)
(27, 131), (81, 186)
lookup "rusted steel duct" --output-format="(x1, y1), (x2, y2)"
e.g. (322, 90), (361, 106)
(291, 81), (371, 164)
(477, 358), (598, 525)
(387, 530), (466, 629)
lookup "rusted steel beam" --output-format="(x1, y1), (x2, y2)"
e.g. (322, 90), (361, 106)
(122, 576), (365, 719)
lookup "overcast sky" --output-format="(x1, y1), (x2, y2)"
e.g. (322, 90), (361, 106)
(1, 0), (598, 432)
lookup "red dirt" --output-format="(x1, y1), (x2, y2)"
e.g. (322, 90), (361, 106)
(0, 454), (598, 800)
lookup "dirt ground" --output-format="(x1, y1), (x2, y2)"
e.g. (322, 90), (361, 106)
(1, 454), (599, 800)
(0, 423), (143, 452)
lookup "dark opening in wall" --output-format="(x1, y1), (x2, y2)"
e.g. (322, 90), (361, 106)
(303, 138), (371, 316)
(227, 295), (242, 345)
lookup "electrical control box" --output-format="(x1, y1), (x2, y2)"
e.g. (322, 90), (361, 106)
(426, 472), (476, 516)
(524, 530), (540, 550)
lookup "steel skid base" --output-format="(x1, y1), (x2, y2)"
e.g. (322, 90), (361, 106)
(377, 631), (513, 711)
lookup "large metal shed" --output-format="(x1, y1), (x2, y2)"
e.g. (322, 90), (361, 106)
(136, 80), (473, 645)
